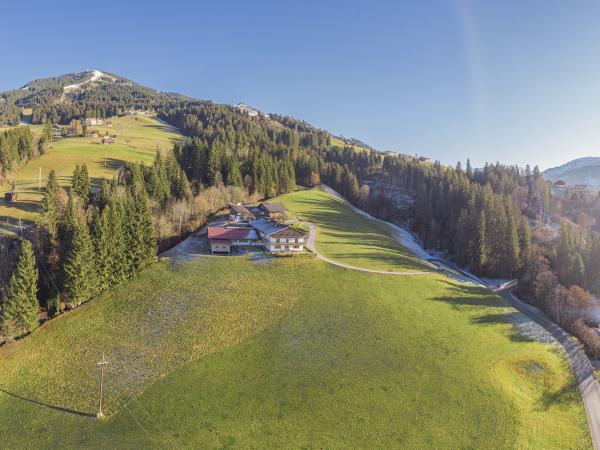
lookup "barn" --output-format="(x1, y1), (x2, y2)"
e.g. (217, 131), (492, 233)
(257, 202), (287, 221)
(229, 204), (254, 223)
(207, 227), (260, 254)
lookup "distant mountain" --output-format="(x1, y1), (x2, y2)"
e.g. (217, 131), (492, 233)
(0, 69), (190, 126)
(543, 157), (600, 190)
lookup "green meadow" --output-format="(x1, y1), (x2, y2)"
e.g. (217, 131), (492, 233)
(0, 116), (181, 233)
(0, 188), (591, 449)
(275, 188), (432, 272)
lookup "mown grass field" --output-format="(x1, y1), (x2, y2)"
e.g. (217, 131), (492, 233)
(0, 189), (591, 449)
(0, 116), (181, 234)
(275, 187), (432, 272)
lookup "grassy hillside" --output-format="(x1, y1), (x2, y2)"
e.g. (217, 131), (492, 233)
(275, 188), (431, 272)
(0, 116), (181, 234)
(0, 189), (590, 449)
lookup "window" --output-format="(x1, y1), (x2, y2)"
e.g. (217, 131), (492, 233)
(279, 238), (286, 243)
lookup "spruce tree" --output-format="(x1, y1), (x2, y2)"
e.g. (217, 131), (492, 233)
(79, 164), (91, 199)
(71, 164), (82, 197)
(2, 240), (39, 338)
(505, 207), (521, 277)
(109, 198), (129, 282)
(90, 206), (113, 291)
(42, 169), (61, 247)
(63, 219), (98, 306)
(125, 192), (156, 275)
(226, 156), (243, 187)
(475, 210), (488, 272)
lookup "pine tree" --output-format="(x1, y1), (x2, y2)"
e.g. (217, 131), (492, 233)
(226, 156), (243, 187)
(71, 164), (82, 197)
(41, 169), (61, 246)
(63, 219), (98, 306)
(109, 198), (129, 282)
(505, 206), (521, 277)
(125, 192), (156, 275)
(79, 164), (91, 199)
(1, 240), (39, 338)
(42, 121), (53, 144)
(556, 222), (575, 286)
(90, 206), (113, 291)
(475, 210), (488, 272)
(518, 215), (532, 264)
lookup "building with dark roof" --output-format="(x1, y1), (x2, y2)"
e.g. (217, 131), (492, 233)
(229, 204), (254, 223)
(258, 202), (287, 221)
(208, 216), (308, 254)
(250, 218), (307, 253)
(207, 227), (260, 254)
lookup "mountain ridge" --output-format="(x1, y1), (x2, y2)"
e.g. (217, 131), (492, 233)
(543, 157), (600, 189)
(1, 69), (374, 152)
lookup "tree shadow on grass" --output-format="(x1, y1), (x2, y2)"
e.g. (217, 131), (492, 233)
(537, 378), (581, 410)
(0, 388), (95, 418)
(430, 281), (505, 310)
(472, 312), (542, 343)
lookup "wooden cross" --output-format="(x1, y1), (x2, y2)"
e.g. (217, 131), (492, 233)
(96, 353), (109, 419)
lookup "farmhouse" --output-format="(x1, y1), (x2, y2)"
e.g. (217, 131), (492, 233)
(208, 227), (260, 254)
(250, 218), (307, 253)
(207, 215), (308, 255)
(257, 202), (287, 221)
(85, 118), (105, 126)
(229, 204), (254, 223)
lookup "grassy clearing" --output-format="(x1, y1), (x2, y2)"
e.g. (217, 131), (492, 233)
(0, 116), (181, 232)
(275, 187), (431, 272)
(0, 188), (591, 449)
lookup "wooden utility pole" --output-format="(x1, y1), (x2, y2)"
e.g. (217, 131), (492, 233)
(96, 353), (109, 419)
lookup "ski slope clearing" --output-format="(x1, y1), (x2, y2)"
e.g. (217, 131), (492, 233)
(63, 70), (115, 92)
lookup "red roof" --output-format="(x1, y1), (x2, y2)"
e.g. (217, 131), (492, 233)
(208, 227), (258, 240)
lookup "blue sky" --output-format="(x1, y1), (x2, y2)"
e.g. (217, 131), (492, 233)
(2, 0), (600, 170)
